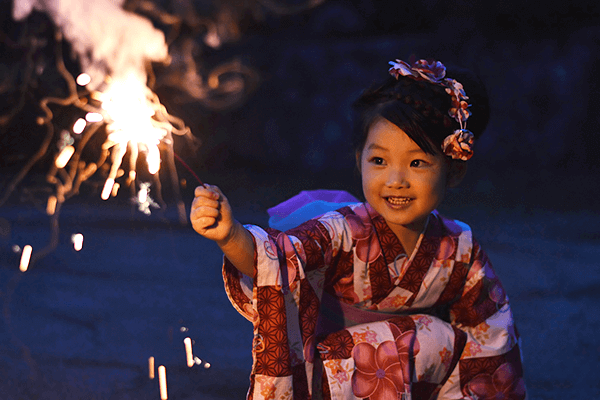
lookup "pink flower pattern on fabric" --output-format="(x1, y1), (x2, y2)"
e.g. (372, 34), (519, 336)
(351, 341), (407, 399)
(351, 330), (419, 399)
(345, 214), (381, 264)
(464, 363), (527, 400)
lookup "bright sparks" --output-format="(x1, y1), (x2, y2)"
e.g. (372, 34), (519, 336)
(101, 178), (115, 200)
(73, 118), (86, 134)
(85, 112), (103, 122)
(100, 73), (166, 178)
(55, 145), (75, 168)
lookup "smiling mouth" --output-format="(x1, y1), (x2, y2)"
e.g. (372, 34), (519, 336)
(385, 196), (412, 206)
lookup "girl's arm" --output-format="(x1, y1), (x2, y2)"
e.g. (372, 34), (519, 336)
(190, 185), (254, 277)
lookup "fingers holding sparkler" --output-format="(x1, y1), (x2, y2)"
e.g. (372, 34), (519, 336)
(190, 184), (236, 243)
(190, 184), (254, 276)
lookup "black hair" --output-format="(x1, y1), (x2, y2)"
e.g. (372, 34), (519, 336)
(352, 63), (490, 157)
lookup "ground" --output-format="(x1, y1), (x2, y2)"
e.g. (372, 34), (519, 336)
(1, 174), (599, 399)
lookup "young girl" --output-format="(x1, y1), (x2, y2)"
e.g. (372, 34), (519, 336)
(191, 57), (526, 400)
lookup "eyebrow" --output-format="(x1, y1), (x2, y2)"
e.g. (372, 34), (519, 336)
(366, 143), (425, 154)
(366, 143), (388, 151)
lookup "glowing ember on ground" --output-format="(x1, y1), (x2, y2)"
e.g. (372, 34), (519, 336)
(158, 365), (168, 400)
(71, 233), (84, 251)
(148, 356), (155, 379)
(19, 245), (32, 272)
(184, 337), (194, 367)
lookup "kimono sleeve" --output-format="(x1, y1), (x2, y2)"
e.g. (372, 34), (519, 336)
(222, 211), (354, 322)
(438, 239), (527, 399)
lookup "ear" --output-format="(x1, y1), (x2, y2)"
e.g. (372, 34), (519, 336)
(355, 150), (362, 173)
(447, 160), (467, 188)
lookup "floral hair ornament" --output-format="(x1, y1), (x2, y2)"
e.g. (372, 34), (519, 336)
(388, 58), (475, 160)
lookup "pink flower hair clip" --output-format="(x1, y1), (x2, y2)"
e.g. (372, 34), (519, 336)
(388, 58), (475, 160)
(442, 129), (474, 161)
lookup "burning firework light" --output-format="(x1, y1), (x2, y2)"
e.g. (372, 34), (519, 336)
(12, 0), (183, 182)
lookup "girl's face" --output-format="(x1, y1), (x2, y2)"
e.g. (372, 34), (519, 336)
(358, 117), (454, 239)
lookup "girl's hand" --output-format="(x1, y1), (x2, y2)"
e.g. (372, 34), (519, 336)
(190, 184), (255, 277)
(190, 184), (235, 243)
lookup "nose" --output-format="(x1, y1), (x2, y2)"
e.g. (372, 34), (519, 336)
(385, 167), (408, 188)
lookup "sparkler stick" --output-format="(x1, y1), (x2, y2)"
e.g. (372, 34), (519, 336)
(158, 365), (168, 399)
(184, 337), (194, 367)
(173, 152), (204, 186)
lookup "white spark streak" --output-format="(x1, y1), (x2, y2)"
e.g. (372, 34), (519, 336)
(111, 182), (120, 197)
(158, 365), (168, 400)
(148, 356), (155, 379)
(76, 73), (91, 86)
(55, 145), (75, 168)
(138, 186), (148, 204)
(184, 337), (194, 368)
(85, 112), (103, 122)
(101, 178), (115, 200)
(19, 245), (32, 272)
(73, 118), (86, 134)
(71, 233), (84, 251)
(46, 195), (57, 215)
(137, 183), (158, 215)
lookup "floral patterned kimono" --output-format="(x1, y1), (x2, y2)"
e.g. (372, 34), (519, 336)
(223, 202), (526, 400)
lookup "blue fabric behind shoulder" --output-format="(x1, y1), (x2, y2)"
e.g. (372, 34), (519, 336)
(268, 200), (357, 231)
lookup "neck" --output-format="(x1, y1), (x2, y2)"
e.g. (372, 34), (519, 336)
(389, 215), (430, 256)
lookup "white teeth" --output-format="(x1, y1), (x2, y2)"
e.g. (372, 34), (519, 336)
(386, 197), (411, 205)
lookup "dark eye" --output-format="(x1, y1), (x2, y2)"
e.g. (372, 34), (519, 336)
(410, 159), (425, 167)
(370, 157), (384, 165)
